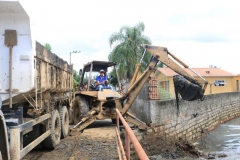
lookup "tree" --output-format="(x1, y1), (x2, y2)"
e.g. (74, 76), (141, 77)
(44, 43), (52, 52)
(73, 70), (80, 90)
(108, 22), (152, 81)
(109, 71), (119, 88)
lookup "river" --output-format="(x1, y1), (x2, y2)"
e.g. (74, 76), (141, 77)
(194, 116), (240, 160)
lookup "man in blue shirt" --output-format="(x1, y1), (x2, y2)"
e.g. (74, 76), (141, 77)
(96, 69), (112, 91)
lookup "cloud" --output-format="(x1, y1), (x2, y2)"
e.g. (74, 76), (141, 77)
(20, 0), (240, 74)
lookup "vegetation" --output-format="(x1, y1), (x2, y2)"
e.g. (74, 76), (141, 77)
(44, 43), (52, 51)
(73, 70), (80, 90)
(108, 22), (152, 81)
(109, 71), (119, 88)
(158, 86), (174, 100)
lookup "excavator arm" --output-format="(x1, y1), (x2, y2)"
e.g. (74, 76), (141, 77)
(144, 45), (208, 101)
(70, 45), (208, 133)
(118, 45), (208, 128)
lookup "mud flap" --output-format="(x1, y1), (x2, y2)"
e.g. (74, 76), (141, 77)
(173, 75), (204, 101)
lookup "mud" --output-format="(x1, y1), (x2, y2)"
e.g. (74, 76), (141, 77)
(141, 137), (201, 160)
(23, 119), (202, 160)
(23, 120), (118, 160)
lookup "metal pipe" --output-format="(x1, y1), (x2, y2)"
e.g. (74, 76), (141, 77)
(9, 46), (13, 108)
(115, 136), (123, 160)
(115, 127), (127, 160)
(129, 49), (147, 88)
(87, 63), (93, 90)
(116, 113), (119, 132)
(126, 112), (144, 123)
(167, 51), (189, 68)
(116, 109), (149, 160)
(189, 68), (206, 82)
(140, 49), (146, 63)
(125, 131), (130, 160)
(35, 58), (38, 110)
(73, 110), (97, 128)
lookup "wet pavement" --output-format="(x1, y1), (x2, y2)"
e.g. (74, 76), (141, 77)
(194, 116), (240, 160)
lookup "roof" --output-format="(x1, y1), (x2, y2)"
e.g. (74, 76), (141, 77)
(157, 68), (236, 77)
(83, 60), (116, 72)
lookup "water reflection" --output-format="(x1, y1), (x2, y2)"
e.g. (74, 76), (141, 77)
(194, 116), (240, 159)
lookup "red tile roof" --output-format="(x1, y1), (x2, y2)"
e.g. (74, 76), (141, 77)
(157, 68), (236, 77)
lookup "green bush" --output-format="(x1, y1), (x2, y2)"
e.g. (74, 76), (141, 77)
(158, 86), (174, 100)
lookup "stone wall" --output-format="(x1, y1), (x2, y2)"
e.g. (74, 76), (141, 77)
(131, 85), (240, 156)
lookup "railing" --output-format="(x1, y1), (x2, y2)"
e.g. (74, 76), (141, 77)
(115, 109), (149, 160)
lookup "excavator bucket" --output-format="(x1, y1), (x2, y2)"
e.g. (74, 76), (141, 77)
(173, 75), (204, 101)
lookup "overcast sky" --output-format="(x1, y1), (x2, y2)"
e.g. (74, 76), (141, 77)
(22, 0), (240, 74)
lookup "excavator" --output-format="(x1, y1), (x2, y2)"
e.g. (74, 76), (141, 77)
(70, 45), (208, 134)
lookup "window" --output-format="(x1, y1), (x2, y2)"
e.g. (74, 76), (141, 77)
(214, 80), (226, 86)
(159, 81), (169, 92)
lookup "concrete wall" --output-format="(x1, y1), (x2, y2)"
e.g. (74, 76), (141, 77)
(131, 84), (240, 142)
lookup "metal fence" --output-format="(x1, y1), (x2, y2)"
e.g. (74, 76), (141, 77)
(115, 109), (149, 160)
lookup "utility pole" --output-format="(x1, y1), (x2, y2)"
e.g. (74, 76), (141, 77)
(70, 51), (81, 64)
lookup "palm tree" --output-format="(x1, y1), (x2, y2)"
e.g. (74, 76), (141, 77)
(44, 43), (52, 52)
(108, 22), (151, 81)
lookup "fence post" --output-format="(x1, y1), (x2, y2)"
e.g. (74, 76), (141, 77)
(116, 113), (119, 131)
(125, 130), (130, 160)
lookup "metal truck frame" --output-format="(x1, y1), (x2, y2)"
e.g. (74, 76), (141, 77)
(0, 1), (73, 159)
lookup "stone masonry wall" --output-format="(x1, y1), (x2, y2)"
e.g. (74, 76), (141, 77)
(148, 92), (240, 141)
(131, 85), (240, 156)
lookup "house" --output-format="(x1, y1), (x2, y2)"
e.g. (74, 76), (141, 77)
(233, 75), (240, 92)
(155, 68), (236, 96)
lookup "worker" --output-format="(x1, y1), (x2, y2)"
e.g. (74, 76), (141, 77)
(96, 69), (112, 91)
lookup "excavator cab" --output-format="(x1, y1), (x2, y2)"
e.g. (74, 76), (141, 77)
(78, 61), (121, 91)
(70, 61), (122, 129)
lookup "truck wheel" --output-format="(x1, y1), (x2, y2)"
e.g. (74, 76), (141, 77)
(73, 96), (89, 124)
(59, 106), (69, 138)
(44, 110), (61, 150)
(69, 108), (74, 125)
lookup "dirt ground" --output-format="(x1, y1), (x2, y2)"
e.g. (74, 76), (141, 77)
(23, 120), (118, 160)
(22, 119), (202, 160)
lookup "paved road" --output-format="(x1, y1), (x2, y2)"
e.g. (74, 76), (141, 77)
(23, 119), (119, 160)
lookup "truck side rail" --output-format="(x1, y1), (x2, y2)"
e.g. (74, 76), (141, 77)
(5, 108), (51, 159)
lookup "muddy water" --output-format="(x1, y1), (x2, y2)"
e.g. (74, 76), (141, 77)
(194, 116), (240, 160)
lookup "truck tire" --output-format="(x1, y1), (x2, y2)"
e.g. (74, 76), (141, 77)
(69, 108), (74, 125)
(59, 106), (69, 138)
(73, 96), (89, 124)
(44, 110), (61, 150)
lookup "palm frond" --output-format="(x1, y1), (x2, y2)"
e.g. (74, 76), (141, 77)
(108, 22), (152, 80)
